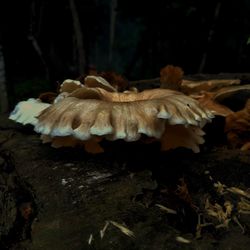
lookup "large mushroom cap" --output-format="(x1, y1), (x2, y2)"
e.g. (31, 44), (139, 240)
(34, 87), (213, 152)
(9, 75), (215, 153)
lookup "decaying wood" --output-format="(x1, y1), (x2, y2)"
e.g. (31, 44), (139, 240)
(1, 112), (250, 249)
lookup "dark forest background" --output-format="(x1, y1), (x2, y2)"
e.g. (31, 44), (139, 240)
(1, 0), (250, 109)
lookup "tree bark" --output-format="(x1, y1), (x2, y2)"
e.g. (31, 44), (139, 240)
(109, 0), (117, 66)
(0, 114), (250, 249)
(69, 0), (86, 75)
(198, 2), (222, 73)
(0, 44), (8, 113)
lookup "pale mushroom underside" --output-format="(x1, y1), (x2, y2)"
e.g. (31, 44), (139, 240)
(9, 98), (51, 126)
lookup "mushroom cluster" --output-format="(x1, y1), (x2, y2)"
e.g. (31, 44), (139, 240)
(9, 75), (214, 153)
(225, 99), (250, 150)
(159, 65), (250, 150)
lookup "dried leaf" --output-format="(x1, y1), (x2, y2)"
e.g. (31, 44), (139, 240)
(176, 236), (191, 244)
(227, 187), (250, 199)
(155, 204), (177, 214)
(88, 234), (93, 245)
(238, 197), (250, 213)
(100, 221), (110, 239)
(109, 221), (135, 238)
(214, 181), (227, 195)
(205, 198), (233, 226)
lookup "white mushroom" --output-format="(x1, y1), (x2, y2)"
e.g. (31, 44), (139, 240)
(9, 98), (50, 126)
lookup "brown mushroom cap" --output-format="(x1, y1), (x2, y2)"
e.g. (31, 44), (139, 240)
(59, 79), (84, 93)
(84, 75), (117, 92)
(161, 124), (205, 153)
(191, 84), (250, 117)
(60, 76), (117, 94)
(35, 87), (213, 145)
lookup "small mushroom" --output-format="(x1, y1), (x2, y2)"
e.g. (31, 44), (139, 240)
(59, 79), (84, 93)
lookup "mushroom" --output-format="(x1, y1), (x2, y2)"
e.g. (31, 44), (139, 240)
(190, 92), (233, 117)
(189, 85), (250, 117)
(9, 75), (214, 153)
(9, 98), (50, 126)
(34, 86), (213, 153)
(181, 78), (241, 95)
(9, 75), (117, 125)
(159, 65), (250, 117)
(60, 75), (117, 94)
(224, 99), (250, 150)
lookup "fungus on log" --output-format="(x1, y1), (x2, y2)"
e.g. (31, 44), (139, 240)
(9, 98), (51, 126)
(225, 99), (250, 150)
(9, 76), (214, 153)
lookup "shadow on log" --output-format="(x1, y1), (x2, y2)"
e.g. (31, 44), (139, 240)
(0, 114), (250, 250)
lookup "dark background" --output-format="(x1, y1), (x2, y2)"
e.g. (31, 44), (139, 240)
(1, 0), (250, 103)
